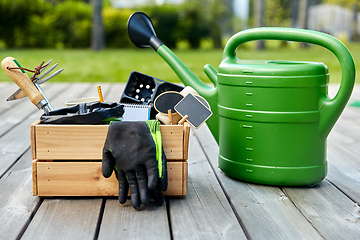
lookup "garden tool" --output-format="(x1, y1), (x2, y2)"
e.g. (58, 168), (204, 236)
(127, 12), (356, 186)
(6, 59), (52, 101)
(2, 57), (63, 115)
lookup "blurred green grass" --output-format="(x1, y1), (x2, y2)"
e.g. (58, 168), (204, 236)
(1, 43), (359, 84)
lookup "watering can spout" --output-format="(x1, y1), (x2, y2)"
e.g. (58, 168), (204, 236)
(128, 12), (220, 143)
(204, 64), (218, 87)
(127, 11), (163, 50)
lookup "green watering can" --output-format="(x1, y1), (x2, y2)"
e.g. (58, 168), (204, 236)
(128, 12), (356, 186)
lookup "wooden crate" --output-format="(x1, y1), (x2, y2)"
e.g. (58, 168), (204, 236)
(31, 120), (190, 197)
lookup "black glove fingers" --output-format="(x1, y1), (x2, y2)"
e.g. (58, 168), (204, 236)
(136, 165), (150, 206)
(102, 149), (115, 178)
(159, 175), (168, 192)
(126, 171), (141, 210)
(146, 166), (160, 191)
(117, 170), (129, 204)
(150, 189), (165, 206)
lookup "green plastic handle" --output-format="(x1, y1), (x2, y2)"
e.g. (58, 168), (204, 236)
(223, 27), (355, 137)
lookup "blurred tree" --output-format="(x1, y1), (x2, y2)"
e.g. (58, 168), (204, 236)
(264, 0), (291, 48)
(91, 0), (105, 50)
(254, 0), (266, 49)
(206, 0), (233, 48)
(352, 1), (360, 41)
(54, 1), (92, 48)
(298, 0), (309, 48)
(290, 0), (299, 28)
(290, 0), (322, 28)
(103, 8), (133, 48)
(297, 0), (308, 29)
(264, 0), (291, 27)
(0, 0), (50, 48)
(178, 0), (211, 49)
(179, 0), (231, 49)
(27, 13), (60, 48)
(144, 4), (181, 48)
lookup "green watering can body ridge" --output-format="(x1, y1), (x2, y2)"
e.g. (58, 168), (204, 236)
(127, 13), (355, 186)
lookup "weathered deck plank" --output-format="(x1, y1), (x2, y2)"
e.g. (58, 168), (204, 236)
(194, 124), (324, 240)
(98, 200), (170, 240)
(0, 111), (38, 177)
(169, 132), (248, 240)
(283, 180), (360, 239)
(0, 150), (39, 240)
(101, 83), (125, 103)
(0, 82), (23, 113)
(324, 84), (360, 204)
(21, 198), (103, 240)
(326, 142), (360, 204)
(0, 84), (63, 136)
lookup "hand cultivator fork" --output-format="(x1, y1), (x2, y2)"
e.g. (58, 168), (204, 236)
(1, 57), (64, 115)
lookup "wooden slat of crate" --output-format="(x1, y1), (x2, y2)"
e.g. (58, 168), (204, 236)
(34, 161), (187, 197)
(34, 124), (108, 160)
(160, 125), (186, 160)
(31, 122), (189, 161)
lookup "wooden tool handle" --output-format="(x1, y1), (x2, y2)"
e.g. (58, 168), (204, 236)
(1, 57), (45, 107)
(168, 109), (173, 125)
(178, 115), (188, 125)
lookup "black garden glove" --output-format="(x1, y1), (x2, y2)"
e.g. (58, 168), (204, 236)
(102, 120), (167, 210)
(40, 102), (124, 124)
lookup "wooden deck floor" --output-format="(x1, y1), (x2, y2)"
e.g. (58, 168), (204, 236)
(0, 82), (359, 240)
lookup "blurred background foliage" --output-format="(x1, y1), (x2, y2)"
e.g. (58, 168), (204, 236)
(1, 0), (359, 50)
(1, 0), (359, 49)
(1, 0), (343, 49)
(0, 0), (93, 48)
(0, 0), (235, 49)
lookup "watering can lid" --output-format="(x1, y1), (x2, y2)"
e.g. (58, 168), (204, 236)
(218, 60), (328, 77)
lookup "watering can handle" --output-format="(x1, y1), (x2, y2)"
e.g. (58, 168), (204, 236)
(223, 27), (355, 136)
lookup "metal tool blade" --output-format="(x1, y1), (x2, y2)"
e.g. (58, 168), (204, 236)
(36, 63), (58, 80)
(6, 87), (27, 101)
(38, 59), (52, 75)
(37, 68), (64, 84)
